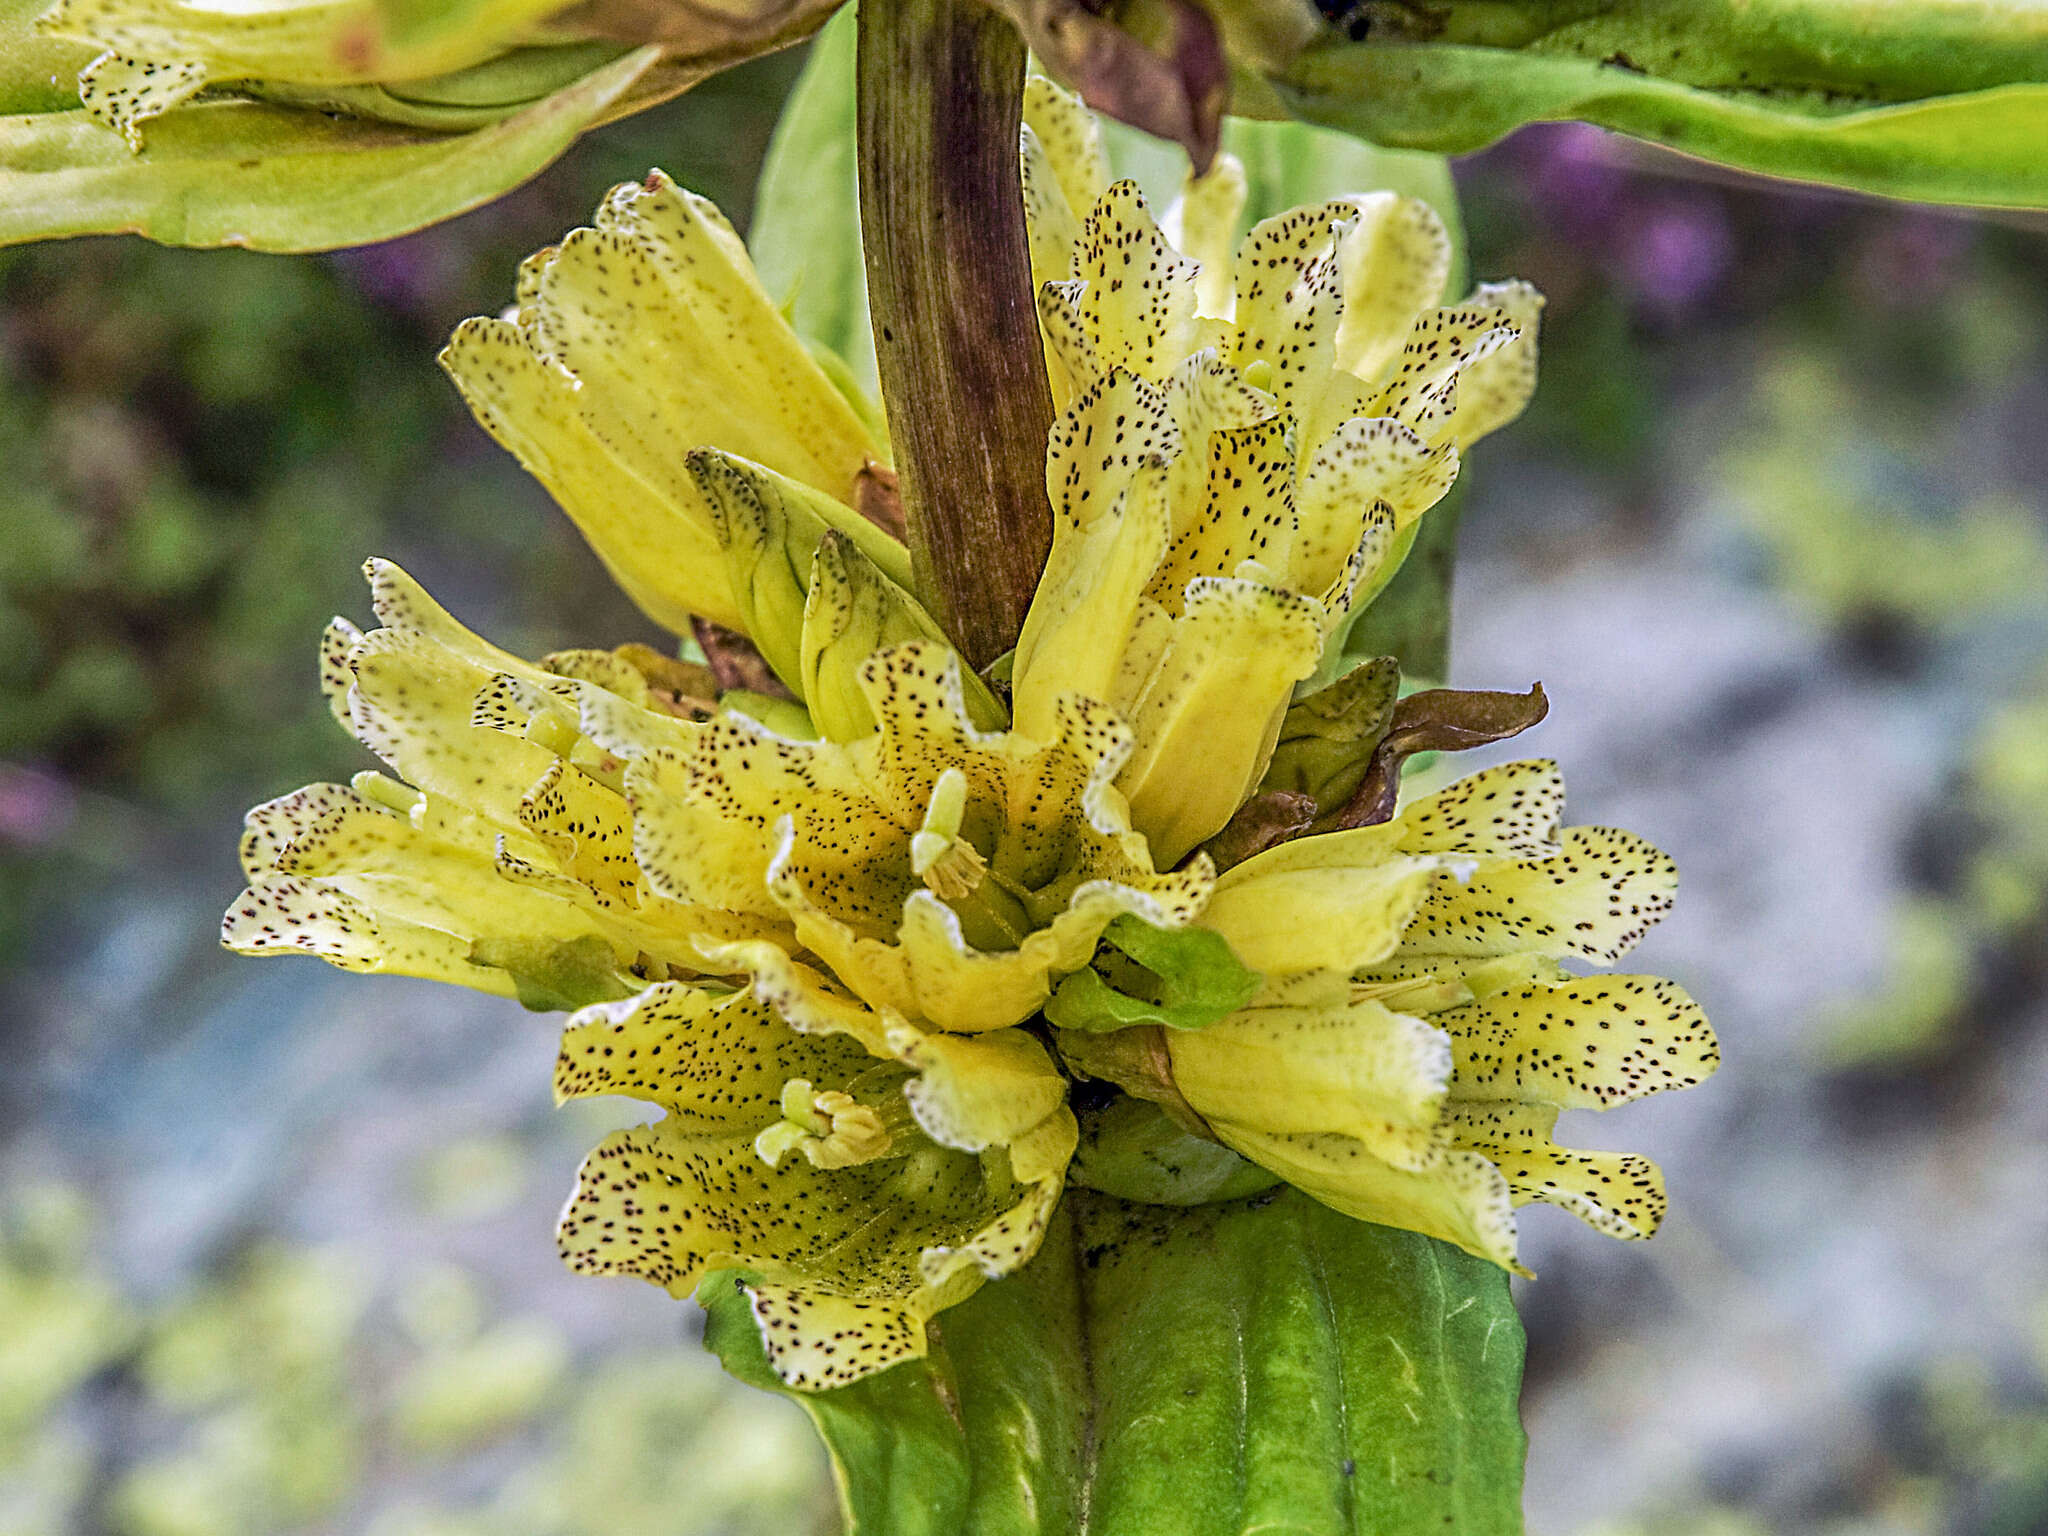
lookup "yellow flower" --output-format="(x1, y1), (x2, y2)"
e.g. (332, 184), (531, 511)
(224, 558), (1207, 1386)
(1147, 759), (1718, 1272)
(440, 171), (893, 639)
(1010, 76), (1542, 863)
(553, 972), (1075, 1390)
(223, 132), (1714, 1388)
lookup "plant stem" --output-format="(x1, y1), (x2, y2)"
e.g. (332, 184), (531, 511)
(854, 0), (1054, 669)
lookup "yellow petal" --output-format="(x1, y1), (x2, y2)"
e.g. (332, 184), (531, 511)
(785, 864), (1209, 1036)
(1332, 194), (1452, 384)
(1446, 1102), (1666, 1240)
(239, 781), (362, 881)
(1401, 826), (1680, 964)
(363, 557), (546, 681)
(889, 1025), (1069, 1151)
(516, 760), (641, 909)
(1228, 200), (1405, 452)
(691, 449), (915, 695)
(221, 875), (516, 996)
(1042, 366), (1177, 535)
(1208, 1122), (1521, 1272)
(1392, 759), (1566, 858)
(624, 714), (884, 922)
(554, 982), (879, 1120)
(1444, 280), (1544, 449)
(556, 978), (1075, 1390)
(440, 173), (887, 636)
(1013, 465), (1170, 743)
(1118, 578), (1324, 866)
(1292, 415), (1456, 599)
(241, 784), (707, 983)
(345, 628), (558, 826)
(1440, 975), (1718, 1110)
(1147, 418), (1298, 614)
(318, 616), (362, 725)
(75, 48), (204, 149)
(1020, 74), (1109, 232)
(1174, 151), (1246, 320)
(801, 533), (1002, 742)
(1198, 854), (1434, 977)
(1370, 298), (1525, 448)
(1167, 999), (1450, 1168)
(738, 1283), (933, 1391)
(1060, 181), (1205, 386)
(544, 173), (880, 501)
(440, 317), (744, 634)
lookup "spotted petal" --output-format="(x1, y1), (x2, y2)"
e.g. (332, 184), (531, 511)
(440, 172), (887, 639)
(554, 979), (1076, 1389)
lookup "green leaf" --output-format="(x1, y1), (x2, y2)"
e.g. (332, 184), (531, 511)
(749, 5), (875, 397)
(2, 0), (96, 115)
(1044, 913), (1263, 1034)
(244, 42), (635, 131)
(1280, 36), (2048, 209)
(705, 1188), (1526, 1534)
(0, 43), (665, 250)
(1080, 1191), (1525, 1534)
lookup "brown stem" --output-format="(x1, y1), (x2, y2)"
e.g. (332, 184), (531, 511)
(856, 0), (1055, 669)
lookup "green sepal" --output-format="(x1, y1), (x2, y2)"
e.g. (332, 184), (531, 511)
(0, 41), (665, 251)
(466, 934), (638, 1012)
(703, 1188), (1526, 1534)
(1263, 654), (1400, 816)
(1044, 913), (1262, 1034)
(719, 689), (819, 742)
(1068, 1096), (1280, 1205)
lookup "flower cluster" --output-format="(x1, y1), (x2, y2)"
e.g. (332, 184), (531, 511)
(226, 82), (1716, 1389)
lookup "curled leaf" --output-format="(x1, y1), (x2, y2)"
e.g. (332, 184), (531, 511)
(1332, 681), (1549, 830)
(988, 0), (1227, 170)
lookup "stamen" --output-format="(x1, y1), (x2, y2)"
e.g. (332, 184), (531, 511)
(755, 1079), (904, 1170)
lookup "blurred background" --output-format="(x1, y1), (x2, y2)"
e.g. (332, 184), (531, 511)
(5, 40), (2048, 1536)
